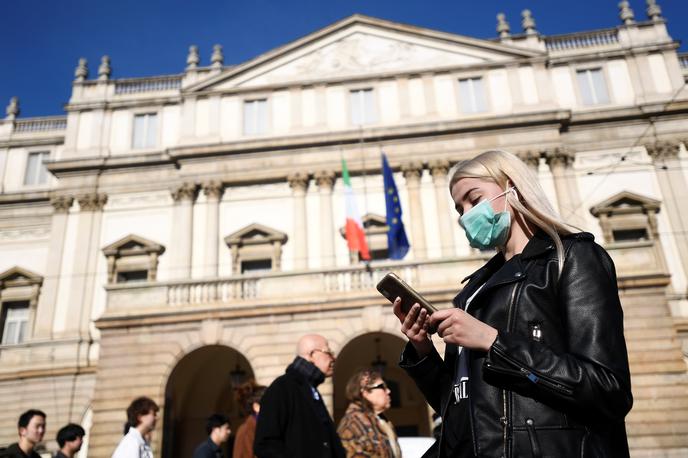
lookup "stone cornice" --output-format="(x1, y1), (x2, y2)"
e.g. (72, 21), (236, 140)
(0, 190), (50, 206)
(0, 136), (65, 149)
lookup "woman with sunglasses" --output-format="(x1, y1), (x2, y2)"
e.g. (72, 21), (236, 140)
(394, 150), (633, 457)
(337, 368), (402, 458)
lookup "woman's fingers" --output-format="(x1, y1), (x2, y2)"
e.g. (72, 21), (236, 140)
(392, 297), (406, 323)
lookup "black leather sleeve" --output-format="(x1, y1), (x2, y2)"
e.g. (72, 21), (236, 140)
(399, 341), (453, 413)
(483, 239), (633, 423)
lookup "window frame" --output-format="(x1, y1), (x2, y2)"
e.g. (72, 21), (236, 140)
(456, 75), (489, 114)
(0, 301), (30, 345)
(349, 87), (378, 126)
(131, 112), (160, 150)
(23, 150), (51, 187)
(242, 98), (270, 136)
(574, 67), (611, 107)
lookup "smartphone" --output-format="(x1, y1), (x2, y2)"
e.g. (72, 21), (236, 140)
(376, 272), (437, 315)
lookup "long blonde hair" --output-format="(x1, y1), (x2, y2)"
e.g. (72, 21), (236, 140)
(449, 149), (575, 274)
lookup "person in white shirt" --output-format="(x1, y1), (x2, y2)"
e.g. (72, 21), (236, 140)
(112, 396), (159, 458)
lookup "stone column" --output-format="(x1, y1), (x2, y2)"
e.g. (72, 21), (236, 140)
(315, 170), (336, 267)
(202, 181), (224, 278)
(402, 162), (428, 259)
(65, 193), (107, 336)
(288, 172), (309, 270)
(545, 148), (586, 228)
(429, 159), (455, 257)
(34, 196), (73, 338)
(422, 74), (437, 116)
(647, 142), (688, 283)
(171, 183), (198, 279)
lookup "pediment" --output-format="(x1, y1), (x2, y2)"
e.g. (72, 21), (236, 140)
(590, 191), (661, 216)
(225, 223), (288, 246)
(102, 234), (165, 256)
(188, 15), (541, 92)
(0, 266), (43, 286)
(339, 213), (388, 238)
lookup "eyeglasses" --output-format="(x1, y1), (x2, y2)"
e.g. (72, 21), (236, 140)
(365, 382), (388, 391)
(310, 348), (335, 359)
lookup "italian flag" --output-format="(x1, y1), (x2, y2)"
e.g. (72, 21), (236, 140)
(342, 159), (371, 260)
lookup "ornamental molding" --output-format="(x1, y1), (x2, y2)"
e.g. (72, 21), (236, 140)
(77, 193), (108, 212)
(314, 170), (336, 190)
(170, 182), (198, 202)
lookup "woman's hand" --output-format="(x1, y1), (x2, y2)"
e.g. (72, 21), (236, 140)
(392, 298), (434, 357)
(428, 308), (498, 352)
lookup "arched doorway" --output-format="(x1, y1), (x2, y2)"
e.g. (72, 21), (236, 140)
(333, 332), (431, 437)
(162, 345), (253, 458)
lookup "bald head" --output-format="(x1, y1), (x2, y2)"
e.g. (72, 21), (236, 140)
(297, 334), (335, 377)
(297, 334), (327, 357)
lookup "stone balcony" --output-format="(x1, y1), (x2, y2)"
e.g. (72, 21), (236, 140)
(101, 240), (670, 324)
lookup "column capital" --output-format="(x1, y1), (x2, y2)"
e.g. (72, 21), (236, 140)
(517, 150), (542, 168)
(429, 159), (450, 178)
(77, 193), (108, 212)
(287, 172), (310, 192)
(401, 161), (424, 181)
(645, 141), (679, 161)
(202, 180), (224, 200)
(545, 148), (575, 168)
(171, 182), (198, 202)
(314, 170), (336, 190)
(50, 195), (74, 213)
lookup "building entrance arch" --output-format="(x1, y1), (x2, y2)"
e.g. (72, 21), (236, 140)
(333, 332), (431, 437)
(162, 345), (253, 458)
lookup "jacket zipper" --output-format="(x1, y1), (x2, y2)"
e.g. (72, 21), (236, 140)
(502, 282), (519, 458)
(489, 346), (575, 396)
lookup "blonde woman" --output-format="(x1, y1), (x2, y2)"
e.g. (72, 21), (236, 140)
(394, 150), (632, 457)
(337, 368), (401, 458)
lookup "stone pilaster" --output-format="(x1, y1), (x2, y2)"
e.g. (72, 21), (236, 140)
(202, 181), (224, 278)
(34, 196), (74, 338)
(315, 170), (336, 267)
(429, 159), (455, 257)
(545, 148), (585, 228)
(646, 141), (688, 285)
(402, 162), (427, 259)
(288, 172), (310, 270)
(64, 193), (107, 336)
(171, 183), (198, 279)
(517, 150), (541, 175)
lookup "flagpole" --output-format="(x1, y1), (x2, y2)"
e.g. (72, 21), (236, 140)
(359, 125), (372, 272)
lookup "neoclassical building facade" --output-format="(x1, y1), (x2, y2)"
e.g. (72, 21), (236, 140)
(1, 4), (688, 457)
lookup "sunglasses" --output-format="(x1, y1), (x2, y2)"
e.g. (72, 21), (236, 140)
(365, 382), (388, 391)
(310, 348), (335, 359)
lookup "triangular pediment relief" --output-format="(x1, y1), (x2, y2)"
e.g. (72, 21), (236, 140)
(590, 191), (661, 216)
(225, 223), (288, 246)
(102, 234), (165, 256)
(0, 266), (43, 286)
(188, 15), (541, 92)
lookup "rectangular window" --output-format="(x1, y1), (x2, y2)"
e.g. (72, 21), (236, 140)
(132, 113), (158, 149)
(612, 228), (649, 242)
(1, 301), (29, 345)
(350, 89), (376, 125)
(241, 259), (272, 273)
(577, 68), (610, 105)
(458, 77), (488, 114)
(243, 99), (268, 135)
(24, 151), (50, 186)
(116, 270), (149, 283)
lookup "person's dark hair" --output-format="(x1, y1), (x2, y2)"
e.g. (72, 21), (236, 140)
(126, 396), (159, 428)
(56, 423), (85, 447)
(245, 386), (266, 415)
(344, 368), (384, 412)
(17, 409), (46, 429)
(205, 413), (230, 435)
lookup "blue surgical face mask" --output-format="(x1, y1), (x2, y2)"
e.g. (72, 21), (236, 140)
(459, 186), (515, 250)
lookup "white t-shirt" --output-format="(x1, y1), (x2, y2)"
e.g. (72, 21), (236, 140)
(112, 427), (153, 458)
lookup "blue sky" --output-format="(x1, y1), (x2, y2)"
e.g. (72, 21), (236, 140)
(2, 0), (686, 117)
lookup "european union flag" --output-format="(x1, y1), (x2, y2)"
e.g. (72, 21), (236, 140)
(381, 153), (410, 260)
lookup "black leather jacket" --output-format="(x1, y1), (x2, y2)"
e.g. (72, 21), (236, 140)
(401, 232), (633, 457)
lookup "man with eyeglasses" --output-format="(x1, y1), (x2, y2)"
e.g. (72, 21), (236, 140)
(254, 334), (345, 458)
